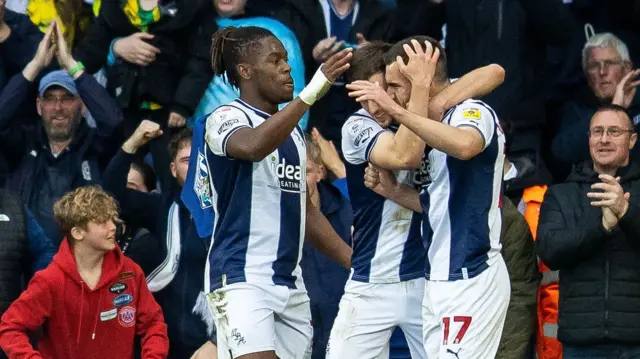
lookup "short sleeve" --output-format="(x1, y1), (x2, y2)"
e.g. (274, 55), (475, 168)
(205, 106), (253, 157)
(341, 115), (387, 165)
(448, 103), (496, 150)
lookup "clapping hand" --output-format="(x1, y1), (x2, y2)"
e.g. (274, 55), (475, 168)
(587, 174), (631, 231)
(612, 69), (640, 109)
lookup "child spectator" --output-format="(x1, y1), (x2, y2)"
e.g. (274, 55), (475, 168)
(0, 186), (169, 359)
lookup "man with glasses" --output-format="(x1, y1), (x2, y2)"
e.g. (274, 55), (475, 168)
(552, 32), (640, 172)
(0, 22), (124, 247)
(538, 104), (640, 358)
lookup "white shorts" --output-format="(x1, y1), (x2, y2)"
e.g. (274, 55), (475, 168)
(422, 256), (510, 359)
(208, 282), (313, 359)
(327, 278), (427, 359)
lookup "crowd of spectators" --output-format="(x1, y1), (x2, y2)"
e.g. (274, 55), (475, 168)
(0, 0), (638, 358)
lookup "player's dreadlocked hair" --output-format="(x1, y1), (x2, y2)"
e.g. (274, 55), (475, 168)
(211, 26), (276, 88)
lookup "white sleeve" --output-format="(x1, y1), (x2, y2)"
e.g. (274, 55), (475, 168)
(341, 116), (387, 165)
(448, 103), (496, 150)
(204, 106), (253, 157)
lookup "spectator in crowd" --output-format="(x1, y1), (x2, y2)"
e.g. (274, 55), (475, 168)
(421, 0), (575, 190)
(193, 0), (308, 129)
(73, 0), (216, 140)
(127, 159), (156, 193)
(274, 0), (393, 146)
(0, 0), (42, 91)
(552, 33), (640, 171)
(102, 122), (213, 359)
(497, 187), (540, 359)
(301, 131), (353, 359)
(0, 186), (169, 359)
(537, 105), (640, 358)
(0, 189), (55, 322)
(17, 0), (93, 48)
(0, 21), (123, 247)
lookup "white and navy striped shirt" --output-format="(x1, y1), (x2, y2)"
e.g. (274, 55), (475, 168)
(203, 99), (307, 291)
(341, 109), (426, 283)
(421, 99), (505, 281)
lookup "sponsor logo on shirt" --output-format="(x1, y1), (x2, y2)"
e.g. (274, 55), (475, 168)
(100, 308), (118, 322)
(218, 118), (239, 135)
(413, 157), (433, 188)
(269, 156), (303, 193)
(118, 306), (136, 327)
(462, 108), (481, 119)
(113, 294), (133, 307)
(109, 282), (127, 294)
(354, 127), (373, 147)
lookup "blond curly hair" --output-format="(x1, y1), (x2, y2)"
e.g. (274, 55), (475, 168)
(53, 186), (119, 239)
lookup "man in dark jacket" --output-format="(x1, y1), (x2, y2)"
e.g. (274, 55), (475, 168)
(273, 0), (394, 146)
(0, 4), (42, 91)
(0, 188), (55, 359)
(0, 21), (124, 247)
(102, 121), (212, 359)
(537, 104), (640, 358)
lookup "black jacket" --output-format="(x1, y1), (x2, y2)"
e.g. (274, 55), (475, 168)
(537, 161), (640, 345)
(74, 0), (216, 118)
(0, 190), (27, 316)
(437, 0), (575, 152)
(273, 0), (394, 140)
(0, 72), (124, 246)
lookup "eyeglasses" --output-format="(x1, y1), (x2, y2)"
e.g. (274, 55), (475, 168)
(586, 60), (623, 74)
(40, 95), (77, 107)
(588, 126), (635, 138)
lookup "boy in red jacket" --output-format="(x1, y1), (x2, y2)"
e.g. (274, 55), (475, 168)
(0, 186), (169, 359)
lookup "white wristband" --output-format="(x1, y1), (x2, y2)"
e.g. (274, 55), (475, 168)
(298, 65), (332, 106)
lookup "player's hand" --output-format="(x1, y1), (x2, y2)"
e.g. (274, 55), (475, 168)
(312, 128), (346, 179)
(356, 33), (368, 46)
(320, 47), (352, 83)
(190, 341), (218, 359)
(397, 39), (440, 87)
(588, 174), (630, 218)
(612, 69), (640, 109)
(113, 32), (160, 66)
(122, 120), (163, 154)
(346, 80), (403, 116)
(364, 163), (398, 197)
(168, 111), (187, 128)
(313, 36), (344, 63)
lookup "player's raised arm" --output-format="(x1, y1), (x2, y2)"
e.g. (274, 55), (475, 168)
(305, 187), (352, 269)
(208, 28), (352, 163)
(345, 40), (436, 171)
(430, 64), (505, 121)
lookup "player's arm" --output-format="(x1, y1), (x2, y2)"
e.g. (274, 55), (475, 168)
(347, 40), (435, 170)
(305, 187), (352, 269)
(390, 101), (493, 160)
(430, 64), (505, 121)
(364, 165), (422, 213)
(225, 50), (352, 162)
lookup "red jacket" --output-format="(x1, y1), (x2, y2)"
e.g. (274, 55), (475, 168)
(0, 239), (169, 359)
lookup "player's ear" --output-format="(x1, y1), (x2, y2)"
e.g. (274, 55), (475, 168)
(237, 63), (252, 81)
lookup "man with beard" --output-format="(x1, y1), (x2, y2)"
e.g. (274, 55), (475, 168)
(0, 21), (124, 247)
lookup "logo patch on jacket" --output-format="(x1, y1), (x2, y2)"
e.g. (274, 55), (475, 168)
(0, 214), (10, 222)
(118, 271), (134, 281)
(113, 294), (133, 307)
(109, 282), (127, 294)
(100, 308), (117, 322)
(118, 306), (136, 327)
(81, 160), (91, 181)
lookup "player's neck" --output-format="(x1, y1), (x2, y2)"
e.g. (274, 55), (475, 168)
(331, 0), (355, 15)
(239, 93), (278, 115)
(430, 80), (451, 97)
